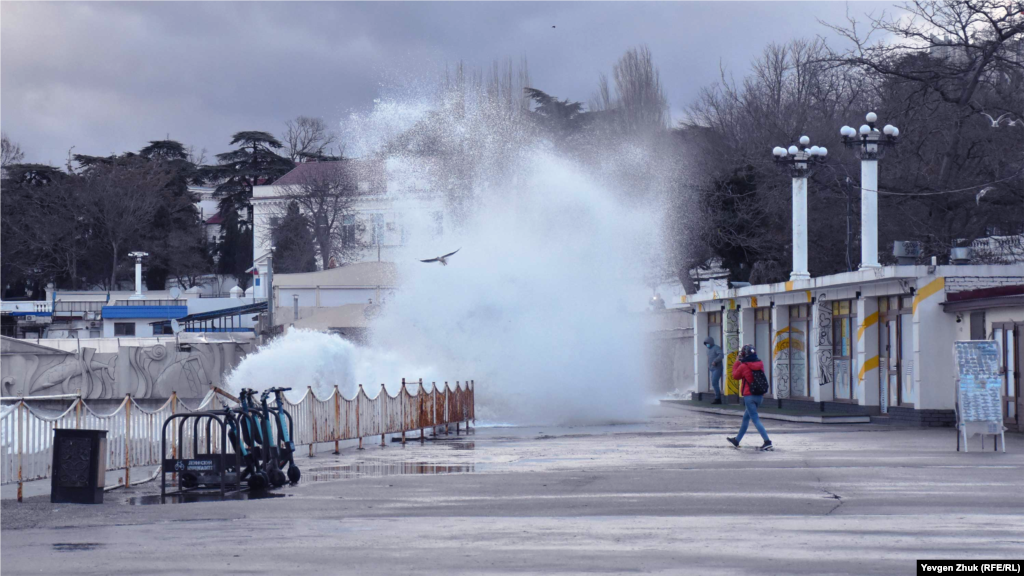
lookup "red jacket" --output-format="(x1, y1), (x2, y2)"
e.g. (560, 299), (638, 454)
(732, 359), (764, 396)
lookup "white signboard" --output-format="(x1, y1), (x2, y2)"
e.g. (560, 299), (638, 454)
(953, 340), (1005, 451)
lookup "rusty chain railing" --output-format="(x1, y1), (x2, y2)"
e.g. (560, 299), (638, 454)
(0, 379), (474, 501)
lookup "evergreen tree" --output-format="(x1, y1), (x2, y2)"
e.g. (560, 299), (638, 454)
(203, 131), (294, 221)
(202, 131), (294, 286)
(271, 202), (318, 273)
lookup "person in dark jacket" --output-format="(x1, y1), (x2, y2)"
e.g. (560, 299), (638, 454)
(727, 344), (773, 451)
(703, 336), (724, 404)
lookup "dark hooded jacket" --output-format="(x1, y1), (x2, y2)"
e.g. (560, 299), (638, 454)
(704, 337), (723, 370)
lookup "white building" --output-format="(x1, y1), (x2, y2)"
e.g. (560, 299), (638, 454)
(251, 160), (445, 267)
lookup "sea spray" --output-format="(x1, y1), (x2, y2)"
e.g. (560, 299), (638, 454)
(226, 329), (440, 402)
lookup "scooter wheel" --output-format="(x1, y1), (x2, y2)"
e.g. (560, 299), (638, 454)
(271, 469), (287, 488)
(180, 472), (199, 489)
(287, 466), (301, 484)
(248, 471), (268, 492)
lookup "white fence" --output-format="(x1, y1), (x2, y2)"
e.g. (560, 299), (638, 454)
(1, 379), (475, 500)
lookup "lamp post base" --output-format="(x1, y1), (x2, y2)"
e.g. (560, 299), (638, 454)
(789, 272), (810, 281)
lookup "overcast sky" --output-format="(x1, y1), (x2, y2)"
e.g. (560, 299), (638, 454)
(2, 1), (886, 166)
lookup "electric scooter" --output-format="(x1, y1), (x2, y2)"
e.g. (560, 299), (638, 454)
(266, 387), (301, 484)
(257, 389), (287, 487)
(236, 389), (271, 490)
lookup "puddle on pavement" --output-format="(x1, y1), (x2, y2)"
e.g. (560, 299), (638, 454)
(129, 492), (292, 505)
(53, 543), (104, 552)
(303, 460), (475, 482)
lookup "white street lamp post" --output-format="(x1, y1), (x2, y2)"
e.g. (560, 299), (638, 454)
(128, 251), (149, 300)
(840, 113), (899, 270)
(772, 136), (828, 281)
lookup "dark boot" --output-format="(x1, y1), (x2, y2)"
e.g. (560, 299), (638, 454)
(726, 437), (739, 448)
(711, 398), (723, 405)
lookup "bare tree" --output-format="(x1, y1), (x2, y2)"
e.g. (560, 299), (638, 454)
(1, 133), (25, 169)
(823, 0), (1024, 186)
(282, 116), (339, 162)
(612, 45), (669, 133)
(78, 159), (171, 289)
(279, 161), (361, 269)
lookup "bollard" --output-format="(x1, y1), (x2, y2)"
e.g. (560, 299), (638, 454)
(333, 385), (341, 455)
(124, 394), (131, 488)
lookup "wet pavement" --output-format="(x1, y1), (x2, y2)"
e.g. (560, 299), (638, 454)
(2, 404), (1023, 575)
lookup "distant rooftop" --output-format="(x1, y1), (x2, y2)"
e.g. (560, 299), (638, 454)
(272, 261), (397, 288)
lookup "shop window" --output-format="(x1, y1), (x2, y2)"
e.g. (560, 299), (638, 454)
(831, 300), (857, 401)
(754, 308), (773, 395)
(788, 305), (810, 397)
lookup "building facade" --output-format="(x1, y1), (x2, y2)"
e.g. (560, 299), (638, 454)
(684, 264), (1024, 429)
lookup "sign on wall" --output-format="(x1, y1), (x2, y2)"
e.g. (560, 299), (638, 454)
(952, 340), (1005, 451)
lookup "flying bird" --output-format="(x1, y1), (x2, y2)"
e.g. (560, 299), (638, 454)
(975, 186), (995, 205)
(420, 248), (460, 266)
(981, 112), (1012, 127)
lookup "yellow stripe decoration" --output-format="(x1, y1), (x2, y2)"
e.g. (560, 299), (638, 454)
(751, 297), (758, 308)
(857, 311), (878, 342)
(785, 281), (794, 292)
(698, 303), (704, 312)
(858, 355), (879, 383)
(680, 295), (687, 303)
(727, 299), (736, 310)
(913, 277), (945, 315)
(806, 290), (812, 302)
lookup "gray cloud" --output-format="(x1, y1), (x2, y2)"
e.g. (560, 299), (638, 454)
(2, 1), (884, 165)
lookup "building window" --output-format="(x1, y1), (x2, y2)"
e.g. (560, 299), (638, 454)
(754, 307), (773, 395)
(879, 296), (913, 409)
(270, 216), (281, 230)
(153, 324), (174, 335)
(432, 212), (443, 237)
(788, 304), (811, 397)
(831, 300), (857, 401)
(707, 311), (723, 348)
(371, 214), (384, 245)
(114, 322), (136, 336)
(342, 214), (356, 246)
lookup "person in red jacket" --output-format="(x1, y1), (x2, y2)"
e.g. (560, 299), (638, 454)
(727, 344), (773, 451)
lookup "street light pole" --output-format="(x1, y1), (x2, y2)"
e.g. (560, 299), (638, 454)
(840, 113), (900, 270)
(772, 136), (828, 281)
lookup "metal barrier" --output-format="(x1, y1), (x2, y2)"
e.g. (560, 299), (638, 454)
(0, 379), (474, 501)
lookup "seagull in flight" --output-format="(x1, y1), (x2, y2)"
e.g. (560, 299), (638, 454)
(981, 112), (1013, 127)
(420, 248), (460, 266)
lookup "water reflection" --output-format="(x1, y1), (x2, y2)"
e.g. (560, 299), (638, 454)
(304, 461), (475, 482)
(129, 492), (291, 505)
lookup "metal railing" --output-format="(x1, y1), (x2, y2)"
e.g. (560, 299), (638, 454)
(0, 379), (475, 500)
(112, 299), (187, 306)
(53, 301), (106, 313)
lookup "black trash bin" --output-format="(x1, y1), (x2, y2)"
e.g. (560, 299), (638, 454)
(51, 429), (107, 504)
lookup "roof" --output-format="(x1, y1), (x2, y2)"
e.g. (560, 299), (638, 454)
(150, 301), (267, 326)
(205, 213), (225, 225)
(270, 159), (381, 187)
(288, 304), (372, 330)
(272, 261), (397, 288)
(941, 284), (1024, 312)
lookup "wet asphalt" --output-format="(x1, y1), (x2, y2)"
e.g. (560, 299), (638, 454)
(2, 405), (1023, 575)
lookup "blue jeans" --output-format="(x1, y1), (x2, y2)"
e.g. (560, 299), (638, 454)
(710, 368), (723, 399)
(736, 395), (770, 443)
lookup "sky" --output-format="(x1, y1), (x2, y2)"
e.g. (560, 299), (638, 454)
(1, 1), (886, 166)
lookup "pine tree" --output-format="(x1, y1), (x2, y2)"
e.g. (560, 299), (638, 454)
(203, 132), (294, 286)
(271, 202), (318, 273)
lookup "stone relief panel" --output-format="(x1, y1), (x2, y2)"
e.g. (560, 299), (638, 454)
(1, 341), (252, 399)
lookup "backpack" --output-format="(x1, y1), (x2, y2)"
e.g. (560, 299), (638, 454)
(749, 369), (770, 396)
